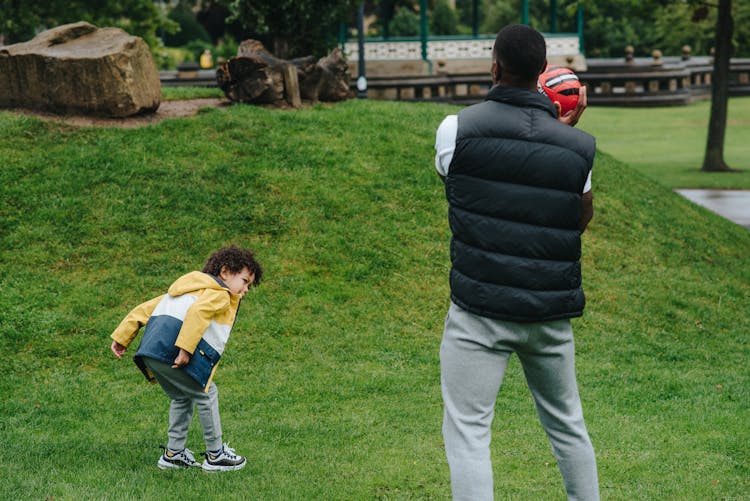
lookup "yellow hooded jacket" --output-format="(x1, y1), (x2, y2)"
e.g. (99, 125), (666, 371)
(111, 271), (242, 392)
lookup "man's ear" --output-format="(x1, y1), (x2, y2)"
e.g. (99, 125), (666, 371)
(491, 60), (500, 84)
(538, 59), (548, 77)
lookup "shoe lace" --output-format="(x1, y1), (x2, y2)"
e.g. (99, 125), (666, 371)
(201, 442), (242, 461)
(160, 444), (198, 464)
(221, 442), (239, 459)
(182, 448), (198, 463)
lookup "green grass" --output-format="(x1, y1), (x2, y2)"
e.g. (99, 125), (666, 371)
(162, 85), (225, 101)
(1, 99), (749, 500)
(580, 96), (750, 189)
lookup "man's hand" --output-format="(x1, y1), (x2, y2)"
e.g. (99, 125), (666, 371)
(111, 340), (127, 360)
(172, 348), (191, 369)
(556, 85), (587, 127)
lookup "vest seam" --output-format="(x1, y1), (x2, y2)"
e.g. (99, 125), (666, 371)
(451, 267), (581, 293)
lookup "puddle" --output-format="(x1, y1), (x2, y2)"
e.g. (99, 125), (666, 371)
(676, 189), (750, 229)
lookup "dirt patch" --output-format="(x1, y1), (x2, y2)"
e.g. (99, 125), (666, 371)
(4, 98), (230, 128)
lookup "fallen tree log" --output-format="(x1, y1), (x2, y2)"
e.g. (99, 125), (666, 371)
(217, 40), (300, 107)
(216, 40), (352, 106)
(292, 48), (353, 102)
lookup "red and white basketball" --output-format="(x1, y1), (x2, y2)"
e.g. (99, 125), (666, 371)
(538, 65), (581, 115)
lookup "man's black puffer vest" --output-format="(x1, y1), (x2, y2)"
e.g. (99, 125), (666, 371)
(446, 85), (595, 322)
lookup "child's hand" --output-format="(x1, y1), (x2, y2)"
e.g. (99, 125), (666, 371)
(111, 340), (127, 360)
(172, 348), (191, 369)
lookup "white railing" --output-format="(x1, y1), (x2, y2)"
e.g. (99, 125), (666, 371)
(343, 35), (581, 62)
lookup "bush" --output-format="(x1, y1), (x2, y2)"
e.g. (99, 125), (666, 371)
(214, 35), (239, 63)
(183, 39), (212, 63)
(389, 7), (420, 37)
(480, 1), (516, 35)
(431, 0), (458, 36)
(163, 5), (211, 47)
(151, 45), (194, 70)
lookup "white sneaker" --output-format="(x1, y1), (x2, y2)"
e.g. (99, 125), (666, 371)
(201, 443), (247, 471)
(157, 446), (202, 469)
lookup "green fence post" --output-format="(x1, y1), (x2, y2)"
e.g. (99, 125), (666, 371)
(420, 0), (432, 73)
(356, 2), (367, 98)
(550, 0), (558, 33)
(522, 0), (529, 25)
(339, 22), (346, 53)
(577, 6), (585, 55)
(472, 0), (479, 37)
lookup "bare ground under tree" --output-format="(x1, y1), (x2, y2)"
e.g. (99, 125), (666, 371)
(1, 98), (231, 128)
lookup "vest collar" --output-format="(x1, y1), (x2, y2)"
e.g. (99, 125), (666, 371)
(485, 84), (558, 118)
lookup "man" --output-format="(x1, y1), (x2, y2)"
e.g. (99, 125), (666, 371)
(435, 24), (598, 500)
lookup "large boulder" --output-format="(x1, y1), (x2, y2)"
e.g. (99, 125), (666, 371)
(0, 22), (161, 117)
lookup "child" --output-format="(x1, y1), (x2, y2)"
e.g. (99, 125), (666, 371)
(110, 245), (263, 471)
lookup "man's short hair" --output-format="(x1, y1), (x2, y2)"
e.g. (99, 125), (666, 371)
(493, 24), (547, 82)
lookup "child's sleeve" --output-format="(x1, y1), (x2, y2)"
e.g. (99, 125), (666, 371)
(174, 289), (230, 355)
(110, 295), (164, 347)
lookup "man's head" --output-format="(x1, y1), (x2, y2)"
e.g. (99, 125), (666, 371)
(203, 245), (263, 292)
(491, 24), (547, 88)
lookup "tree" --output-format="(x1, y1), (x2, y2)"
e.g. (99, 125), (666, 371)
(576, 0), (740, 172)
(195, 1), (234, 44)
(431, 0), (458, 35)
(480, 1), (520, 35)
(455, 0), (478, 27)
(0, 0), (175, 47)
(576, 0), (675, 57)
(163, 3), (211, 47)
(223, 0), (360, 59)
(571, 0), (749, 57)
(701, 0), (734, 172)
(651, 2), (715, 56)
(389, 6), (420, 37)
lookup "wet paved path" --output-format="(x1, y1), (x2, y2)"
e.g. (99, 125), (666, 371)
(676, 189), (750, 229)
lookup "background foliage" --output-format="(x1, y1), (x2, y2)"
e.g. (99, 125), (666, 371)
(0, 0), (175, 47)
(2, 1), (748, 59)
(221, 0), (360, 58)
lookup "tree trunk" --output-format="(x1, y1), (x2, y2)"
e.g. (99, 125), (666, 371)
(217, 40), (352, 107)
(272, 37), (291, 61)
(702, 0), (733, 172)
(216, 40), (301, 108)
(292, 48), (353, 102)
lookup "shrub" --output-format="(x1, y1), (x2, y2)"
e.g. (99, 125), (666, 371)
(389, 7), (420, 37)
(151, 45), (193, 70)
(163, 5), (211, 47)
(431, 0), (458, 36)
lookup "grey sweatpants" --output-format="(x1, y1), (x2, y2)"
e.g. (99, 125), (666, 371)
(440, 302), (599, 501)
(143, 357), (223, 452)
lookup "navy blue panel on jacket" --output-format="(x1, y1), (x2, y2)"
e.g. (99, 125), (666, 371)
(134, 312), (221, 388)
(446, 85), (595, 322)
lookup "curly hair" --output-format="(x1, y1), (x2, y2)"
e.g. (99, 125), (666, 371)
(202, 245), (263, 286)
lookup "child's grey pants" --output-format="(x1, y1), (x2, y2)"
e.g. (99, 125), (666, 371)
(143, 357), (223, 452)
(440, 302), (599, 501)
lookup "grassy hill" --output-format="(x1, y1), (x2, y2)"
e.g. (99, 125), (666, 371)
(580, 96), (750, 189)
(1, 99), (748, 499)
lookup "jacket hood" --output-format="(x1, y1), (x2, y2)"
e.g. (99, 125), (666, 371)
(168, 271), (228, 297)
